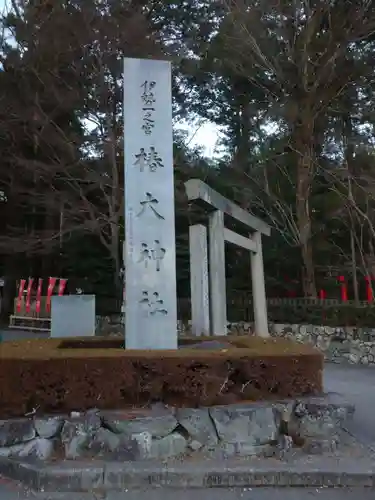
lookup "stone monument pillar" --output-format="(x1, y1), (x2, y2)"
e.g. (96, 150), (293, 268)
(123, 58), (177, 349)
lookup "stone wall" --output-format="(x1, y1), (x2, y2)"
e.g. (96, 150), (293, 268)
(268, 323), (375, 366)
(0, 394), (354, 462)
(95, 315), (375, 366)
(224, 322), (375, 366)
(179, 321), (375, 366)
(96, 315), (124, 336)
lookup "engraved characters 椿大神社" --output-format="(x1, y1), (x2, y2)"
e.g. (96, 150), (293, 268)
(134, 147), (164, 172)
(138, 240), (166, 271)
(136, 192), (165, 219)
(139, 290), (168, 315)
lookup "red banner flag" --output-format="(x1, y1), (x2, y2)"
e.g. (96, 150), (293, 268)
(338, 275), (348, 302)
(58, 278), (67, 296)
(35, 278), (43, 314)
(366, 276), (373, 303)
(25, 278), (34, 313)
(16, 279), (26, 313)
(46, 277), (57, 312)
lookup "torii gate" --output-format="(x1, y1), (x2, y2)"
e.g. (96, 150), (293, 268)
(185, 179), (271, 337)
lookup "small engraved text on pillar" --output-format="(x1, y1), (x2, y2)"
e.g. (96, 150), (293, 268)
(140, 80), (156, 135)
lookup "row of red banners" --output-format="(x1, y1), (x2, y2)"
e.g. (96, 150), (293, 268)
(286, 275), (375, 302)
(323, 276), (374, 303)
(16, 277), (68, 314)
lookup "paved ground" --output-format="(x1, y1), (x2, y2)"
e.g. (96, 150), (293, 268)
(0, 484), (374, 500)
(108, 490), (374, 500)
(324, 362), (375, 451)
(0, 329), (48, 342)
(0, 474), (32, 499)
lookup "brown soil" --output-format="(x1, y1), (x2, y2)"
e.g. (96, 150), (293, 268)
(0, 336), (323, 418)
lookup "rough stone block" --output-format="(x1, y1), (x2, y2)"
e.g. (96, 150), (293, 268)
(272, 402), (295, 426)
(291, 393), (354, 440)
(209, 404), (277, 445)
(291, 414), (336, 438)
(62, 433), (89, 460)
(0, 438), (57, 460)
(60, 413), (100, 459)
(81, 409), (103, 431)
(129, 431), (152, 459)
(188, 439), (203, 451)
(303, 436), (339, 454)
(0, 443), (24, 457)
(85, 429), (154, 461)
(16, 438), (57, 460)
(175, 408), (218, 447)
(86, 427), (121, 456)
(275, 434), (294, 458)
(150, 432), (187, 459)
(102, 412), (177, 438)
(0, 419), (36, 447)
(294, 393), (355, 422)
(34, 417), (64, 439)
(72, 430), (152, 462)
(272, 323), (287, 336)
(108, 432), (152, 461)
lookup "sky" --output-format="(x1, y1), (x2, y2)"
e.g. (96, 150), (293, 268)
(178, 120), (221, 157)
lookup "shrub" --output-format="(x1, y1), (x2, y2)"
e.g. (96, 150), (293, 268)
(0, 336), (323, 418)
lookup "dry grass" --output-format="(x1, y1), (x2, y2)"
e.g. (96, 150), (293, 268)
(0, 335), (319, 360)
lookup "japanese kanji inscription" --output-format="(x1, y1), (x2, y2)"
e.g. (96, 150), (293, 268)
(138, 240), (166, 272)
(134, 147), (164, 172)
(137, 192), (165, 219)
(139, 290), (168, 316)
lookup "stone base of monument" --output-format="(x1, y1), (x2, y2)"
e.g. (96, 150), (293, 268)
(0, 393), (358, 491)
(0, 335), (323, 417)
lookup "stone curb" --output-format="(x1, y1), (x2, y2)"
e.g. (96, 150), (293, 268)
(0, 392), (354, 464)
(1, 457), (375, 491)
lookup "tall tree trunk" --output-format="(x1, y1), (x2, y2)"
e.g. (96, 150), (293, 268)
(109, 219), (122, 308)
(343, 113), (358, 303)
(232, 78), (252, 170)
(2, 254), (17, 321)
(350, 224), (359, 304)
(295, 131), (316, 297)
